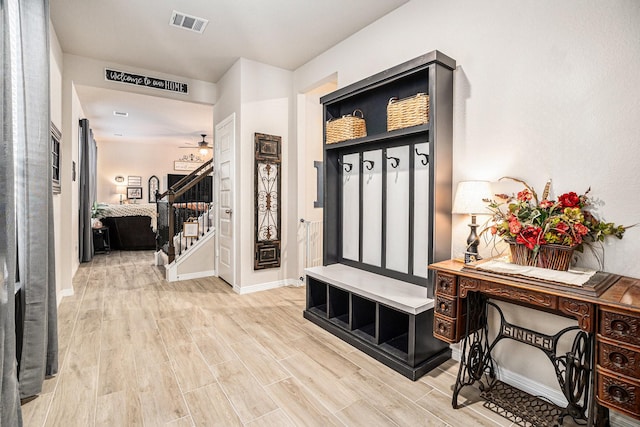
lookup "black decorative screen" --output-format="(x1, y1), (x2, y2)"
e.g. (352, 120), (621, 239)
(254, 133), (281, 270)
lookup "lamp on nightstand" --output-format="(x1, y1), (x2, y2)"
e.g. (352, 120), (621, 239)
(452, 181), (492, 264)
(115, 185), (126, 205)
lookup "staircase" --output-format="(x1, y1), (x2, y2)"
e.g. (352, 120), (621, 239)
(155, 160), (216, 281)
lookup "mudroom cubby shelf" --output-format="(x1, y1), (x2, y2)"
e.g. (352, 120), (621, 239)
(304, 264), (449, 379)
(306, 50), (456, 380)
(324, 123), (429, 151)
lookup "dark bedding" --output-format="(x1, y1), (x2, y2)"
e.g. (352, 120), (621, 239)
(102, 216), (156, 250)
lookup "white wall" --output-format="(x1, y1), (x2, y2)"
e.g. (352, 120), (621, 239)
(212, 59), (242, 287)
(56, 80), (84, 298)
(50, 23), (65, 303)
(293, 0), (640, 398)
(213, 58), (295, 292)
(239, 58), (295, 290)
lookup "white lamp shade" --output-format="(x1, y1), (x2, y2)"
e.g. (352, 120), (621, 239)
(115, 185), (127, 195)
(452, 181), (492, 215)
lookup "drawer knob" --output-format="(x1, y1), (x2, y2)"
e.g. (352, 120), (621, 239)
(609, 352), (629, 368)
(440, 302), (448, 311)
(608, 385), (630, 404)
(611, 319), (630, 334)
(437, 322), (446, 333)
(439, 280), (449, 290)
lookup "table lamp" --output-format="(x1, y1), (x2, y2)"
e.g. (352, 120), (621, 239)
(452, 180), (492, 263)
(116, 185), (126, 204)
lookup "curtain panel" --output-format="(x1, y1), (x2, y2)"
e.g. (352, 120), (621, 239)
(2, 1), (58, 423)
(78, 118), (97, 262)
(1, 0), (23, 423)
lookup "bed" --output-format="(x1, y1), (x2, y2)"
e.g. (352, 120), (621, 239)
(98, 203), (158, 250)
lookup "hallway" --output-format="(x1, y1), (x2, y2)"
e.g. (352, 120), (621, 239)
(22, 251), (522, 426)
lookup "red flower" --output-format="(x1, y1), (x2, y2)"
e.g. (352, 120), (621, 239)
(539, 200), (553, 209)
(574, 223), (589, 236)
(509, 218), (522, 234)
(516, 226), (546, 250)
(517, 189), (533, 202)
(558, 192), (580, 208)
(555, 222), (569, 234)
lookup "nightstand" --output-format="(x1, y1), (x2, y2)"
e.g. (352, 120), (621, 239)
(93, 226), (111, 254)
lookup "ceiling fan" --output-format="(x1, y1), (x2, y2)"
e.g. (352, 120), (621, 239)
(180, 134), (212, 155)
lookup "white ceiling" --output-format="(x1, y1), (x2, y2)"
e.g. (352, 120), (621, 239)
(50, 0), (408, 147)
(74, 85), (214, 146)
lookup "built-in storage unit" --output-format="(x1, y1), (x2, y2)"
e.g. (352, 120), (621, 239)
(305, 264), (447, 379)
(304, 51), (456, 380)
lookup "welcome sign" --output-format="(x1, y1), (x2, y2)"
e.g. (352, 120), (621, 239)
(105, 69), (188, 94)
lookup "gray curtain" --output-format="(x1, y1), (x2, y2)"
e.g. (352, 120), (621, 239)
(2, 0), (58, 415)
(1, 0), (23, 423)
(79, 119), (97, 262)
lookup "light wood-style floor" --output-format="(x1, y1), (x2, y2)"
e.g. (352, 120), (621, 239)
(21, 251), (580, 427)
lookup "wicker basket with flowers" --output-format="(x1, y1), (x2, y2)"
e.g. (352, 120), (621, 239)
(484, 177), (631, 271)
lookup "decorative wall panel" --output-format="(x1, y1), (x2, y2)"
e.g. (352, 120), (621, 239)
(254, 133), (281, 269)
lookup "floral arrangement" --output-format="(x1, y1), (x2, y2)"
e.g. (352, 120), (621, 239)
(486, 177), (629, 256)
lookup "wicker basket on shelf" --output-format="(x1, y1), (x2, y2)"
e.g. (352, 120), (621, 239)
(325, 109), (367, 144)
(509, 243), (575, 271)
(387, 92), (429, 131)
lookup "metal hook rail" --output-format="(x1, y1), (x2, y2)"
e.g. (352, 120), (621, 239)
(415, 148), (429, 166)
(338, 158), (353, 172)
(386, 155), (400, 168)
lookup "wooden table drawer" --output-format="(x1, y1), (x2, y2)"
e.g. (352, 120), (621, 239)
(596, 367), (640, 417)
(435, 294), (457, 318)
(599, 338), (640, 378)
(435, 273), (456, 297)
(434, 314), (456, 342)
(600, 309), (640, 347)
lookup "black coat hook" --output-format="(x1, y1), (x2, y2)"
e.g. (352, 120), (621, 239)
(362, 159), (374, 170)
(338, 158), (353, 172)
(386, 155), (400, 168)
(415, 148), (429, 166)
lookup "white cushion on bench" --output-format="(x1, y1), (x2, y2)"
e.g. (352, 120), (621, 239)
(305, 264), (434, 315)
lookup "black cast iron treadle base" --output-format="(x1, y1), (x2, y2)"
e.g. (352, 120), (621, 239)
(481, 380), (566, 427)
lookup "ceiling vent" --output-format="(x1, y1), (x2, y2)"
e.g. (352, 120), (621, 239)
(113, 111), (128, 117)
(169, 10), (208, 34)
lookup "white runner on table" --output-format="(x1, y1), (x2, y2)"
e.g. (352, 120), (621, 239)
(475, 258), (597, 287)
(100, 203), (158, 231)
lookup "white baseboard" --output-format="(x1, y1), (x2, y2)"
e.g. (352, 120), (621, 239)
(234, 279), (299, 295)
(168, 269), (216, 282)
(154, 250), (167, 266)
(451, 344), (567, 407)
(609, 412), (639, 427)
(56, 287), (74, 306)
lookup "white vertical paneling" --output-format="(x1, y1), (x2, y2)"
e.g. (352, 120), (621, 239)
(413, 142), (430, 278)
(362, 150), (382, 266)
(385, 146), (409, 273)
(341, 153), (360, 261)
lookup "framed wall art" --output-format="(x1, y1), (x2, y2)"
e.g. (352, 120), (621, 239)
(127, 175), (142, 186)
(126, 186), (142, 200)
(148, 175), (159, 202)
(183, 220), (199, 238)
